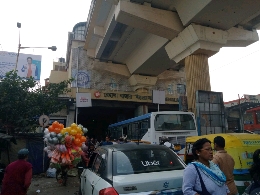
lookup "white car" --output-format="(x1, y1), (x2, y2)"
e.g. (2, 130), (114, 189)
(79, 144), (185, 195)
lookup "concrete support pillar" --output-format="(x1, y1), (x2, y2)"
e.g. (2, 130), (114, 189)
(66, 105), (75, 127)
(135, 105), (148, 116)
(185, 54), (211, 113)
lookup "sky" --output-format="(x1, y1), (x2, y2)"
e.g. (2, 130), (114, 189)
(1, 0), (260, 102)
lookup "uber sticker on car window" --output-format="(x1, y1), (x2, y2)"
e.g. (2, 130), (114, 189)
(141, 160), (160, 166)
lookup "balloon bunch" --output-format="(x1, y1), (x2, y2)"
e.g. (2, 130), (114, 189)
(44, 121), (88, 167)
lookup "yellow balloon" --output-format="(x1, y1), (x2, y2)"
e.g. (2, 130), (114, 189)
(71, 123), (77, 129)
(70, 129), (77, 135)
(76, 127), (82, 133)
(60, 129), (66, 134)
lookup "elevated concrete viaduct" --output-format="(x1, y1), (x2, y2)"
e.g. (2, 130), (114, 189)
(84, 0), (260, 112)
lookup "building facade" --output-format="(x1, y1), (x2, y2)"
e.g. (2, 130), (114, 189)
(48, 1), (260, 138)
(48, 21), (184, 139)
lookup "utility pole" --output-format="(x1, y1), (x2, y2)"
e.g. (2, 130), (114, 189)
(15, 22), (21, 71)
(238, 94), (244, 133)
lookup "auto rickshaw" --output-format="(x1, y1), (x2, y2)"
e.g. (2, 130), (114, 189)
(185, 133), (260, 195)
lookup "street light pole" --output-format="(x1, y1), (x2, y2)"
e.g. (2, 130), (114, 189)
(15, 22), (57, 71)
(20, 46), (57, 50)
(15, 22), (21, 71)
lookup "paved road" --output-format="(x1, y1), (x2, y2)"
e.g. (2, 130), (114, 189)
(27, 173), (80, 195)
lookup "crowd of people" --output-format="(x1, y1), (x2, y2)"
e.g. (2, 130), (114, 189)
(1, 135), (260, 195)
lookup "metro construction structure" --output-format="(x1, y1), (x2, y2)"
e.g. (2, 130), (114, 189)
(47, 0), (260, 137)
(84, 0), (260, 113)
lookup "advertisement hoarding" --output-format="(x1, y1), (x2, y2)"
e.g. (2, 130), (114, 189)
(0, 51), (41, 80)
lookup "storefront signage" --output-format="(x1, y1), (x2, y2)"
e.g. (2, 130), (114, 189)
(71, 89), (179, 104)
(76, 93), (92, 107)
(102, 92), (178, 104)
(94, 91), (101, 98)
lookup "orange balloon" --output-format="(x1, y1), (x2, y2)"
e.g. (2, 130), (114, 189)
(75, 133), (81, 139)
(48, 125), (54, 132)
(52, 121), (59, 128)
(54, 128), (60, 134)
(59, 124), (64, 130)
(74, 138), (81, 146)
(80, 136), (86, 143)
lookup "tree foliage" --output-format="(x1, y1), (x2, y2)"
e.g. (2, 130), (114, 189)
(0, 71), (72, 133)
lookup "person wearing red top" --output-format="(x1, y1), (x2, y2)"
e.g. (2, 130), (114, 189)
(1, 148), (32, 195)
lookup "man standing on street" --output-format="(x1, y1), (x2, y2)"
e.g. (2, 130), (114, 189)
(100, 136), (113, 146)
(1, 148), (32, 195)
(212, 136), (238, 195)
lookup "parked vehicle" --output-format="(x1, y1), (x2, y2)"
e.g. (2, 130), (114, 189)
(79, 144), (185, 195)
(108, 111), (197, 159)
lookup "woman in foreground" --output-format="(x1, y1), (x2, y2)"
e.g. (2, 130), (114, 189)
(182, 138), (229, 195)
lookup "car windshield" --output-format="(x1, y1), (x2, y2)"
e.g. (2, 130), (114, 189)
(112, 148), (185, 175)
(154, 114), (196, 131)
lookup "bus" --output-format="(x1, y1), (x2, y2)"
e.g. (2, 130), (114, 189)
(108, 111), (198, 158)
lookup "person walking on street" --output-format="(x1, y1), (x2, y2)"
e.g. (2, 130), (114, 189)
(182, 138), (229, 195)
(1, 148), (32, 195)
(212, 136), (238, 195)
(87, 143), (95, 158)
(81, 143), (90, 168)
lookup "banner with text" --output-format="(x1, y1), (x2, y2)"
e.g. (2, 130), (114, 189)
(0, 51), (41, 80)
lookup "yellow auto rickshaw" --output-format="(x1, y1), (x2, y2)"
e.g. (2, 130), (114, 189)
(185, 133), (260, 195)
